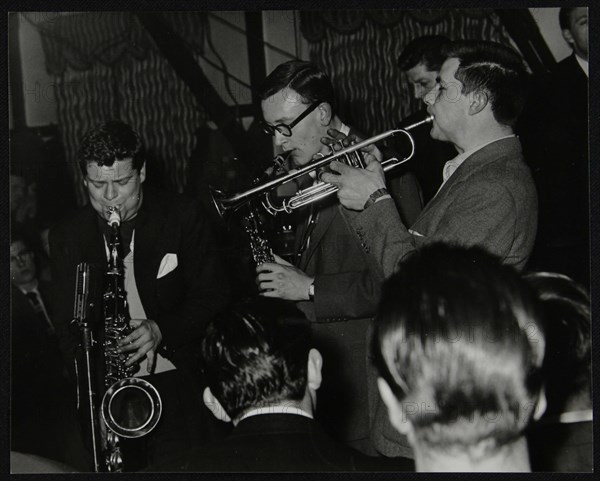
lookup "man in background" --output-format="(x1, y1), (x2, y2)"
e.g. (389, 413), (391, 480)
(11, 231), (89, 470)
(394, 35), (456, 203)
(518, 7), (589, 289)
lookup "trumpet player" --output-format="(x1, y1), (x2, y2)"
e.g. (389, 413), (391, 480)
(321, 40), (538, 277)
(319, 41), (538, 461)
(49, 120), (230, 470)
(255, 60), (421, 454)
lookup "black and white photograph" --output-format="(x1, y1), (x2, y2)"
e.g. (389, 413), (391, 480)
(8, 5), (593, 474)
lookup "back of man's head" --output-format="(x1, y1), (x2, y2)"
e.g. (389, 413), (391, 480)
(524, 272), (591, 415)
(258, 60), (335, 111)
(201, 305), (312, 421)
(397, 35), (452, 72)
(445, 41), (529, 128)
(375, 243), (545, 461)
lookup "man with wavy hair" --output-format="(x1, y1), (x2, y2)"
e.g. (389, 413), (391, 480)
(374, 244), (546, 472)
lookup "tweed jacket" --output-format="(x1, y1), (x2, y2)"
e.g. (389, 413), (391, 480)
(349, 136), (538, 278)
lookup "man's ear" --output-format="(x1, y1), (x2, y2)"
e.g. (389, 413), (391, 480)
(307, 348), (323, 392)
(203, 387), (231, 423)
(317, 102), (333, 126)
(139, 163), (147, 183)
(468, 89), (489, 116)
(562, 28), (574, 48)
(533, 387), (547, 421)
(377, 377), (412, 436)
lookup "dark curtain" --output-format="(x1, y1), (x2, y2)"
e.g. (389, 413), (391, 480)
(35, 12), (209, 206)
(301, 9), (515, 136)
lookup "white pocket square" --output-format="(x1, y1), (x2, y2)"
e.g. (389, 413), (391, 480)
(157, 253), (178, 279)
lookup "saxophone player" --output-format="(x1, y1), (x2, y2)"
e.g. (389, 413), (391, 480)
(49, 120), (230, 471)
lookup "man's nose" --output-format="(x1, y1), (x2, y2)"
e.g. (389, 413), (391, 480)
(273, 131), (287, 147)
(413, 85), (422, 100)
(104, 182), (118, 201)
(423, 88), (436, 106)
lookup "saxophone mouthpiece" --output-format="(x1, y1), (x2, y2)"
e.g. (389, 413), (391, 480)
(107, 207), (121, 228)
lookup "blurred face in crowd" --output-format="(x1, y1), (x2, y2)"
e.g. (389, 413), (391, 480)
(10, 175), (27, 214)
(10, 240), (36, 287)
(83, 158), (146, 222)
(563, 7), (588, 61)
(406, 62), (439, 100)
(423, 57), (469, 146)
(261, 88), (331, 168)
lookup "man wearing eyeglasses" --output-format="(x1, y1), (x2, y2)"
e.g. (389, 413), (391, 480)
(254, 60), (408, 454)
(11, 230), (90, 469)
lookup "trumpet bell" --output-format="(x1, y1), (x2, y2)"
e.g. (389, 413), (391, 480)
(101, 377), (162, 439)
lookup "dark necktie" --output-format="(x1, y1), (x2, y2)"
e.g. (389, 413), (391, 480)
(25, 291), (53, 333)
(296, 205), (319, 266)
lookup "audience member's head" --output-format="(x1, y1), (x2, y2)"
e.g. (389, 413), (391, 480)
(10, 130), (45, 222)
(559, 7), (588, 61)
(10, 229), (38, 289)
(424, 41), (529, 144)
(258, 60), (337, 167)
(524, 272), (591, 416)
(397, 35), (452, 99)
(201, 304), (322, 424)
(374, 243), (546, 472)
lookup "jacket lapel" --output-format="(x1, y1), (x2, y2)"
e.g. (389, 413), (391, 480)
(412, 137), (522, 232)
(131, 190), (166, 317)
(298, 200), (338, 270)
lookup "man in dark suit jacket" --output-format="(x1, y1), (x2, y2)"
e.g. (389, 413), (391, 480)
(49, 120), (230, 470)
(518, 7), (589, 289)
(253, 61), (423, 453)
(149, 304), (413, 472)
(11, 232), (90, 470)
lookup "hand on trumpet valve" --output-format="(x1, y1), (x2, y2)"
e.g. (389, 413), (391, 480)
(318, 130), (387, 211)
(320, 129), (383, 163)
(256, 254), (315, 301)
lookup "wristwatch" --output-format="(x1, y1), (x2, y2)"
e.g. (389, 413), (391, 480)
(308, 282), (315, 301)
(363, 188), (389, 210)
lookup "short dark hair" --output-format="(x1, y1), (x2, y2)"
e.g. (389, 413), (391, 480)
(445, 41), (529, 127)
(375, 243), (545, 455)
(201, 304), (311, 420)
(524, 272), (591, 415)
(397, 35), (452, 72)
(77, 120), (146, 176)
(559, 7), (576, 31)
(258, 60), (335, 112)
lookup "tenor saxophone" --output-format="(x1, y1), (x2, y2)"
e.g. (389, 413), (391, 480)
(100, 206), (162, 471)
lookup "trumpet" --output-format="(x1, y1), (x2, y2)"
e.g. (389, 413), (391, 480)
(211, 115), (433, 219)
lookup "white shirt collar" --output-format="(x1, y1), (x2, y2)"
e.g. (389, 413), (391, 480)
(238, 405), (313, 423)
(19, 278), (40, 295)
(441, 134), (516, 185)
(575, 54), (589, 78)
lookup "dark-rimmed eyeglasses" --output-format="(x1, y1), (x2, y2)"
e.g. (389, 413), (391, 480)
(10, 249), (33, 264)
(260, 101), (321, 137)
